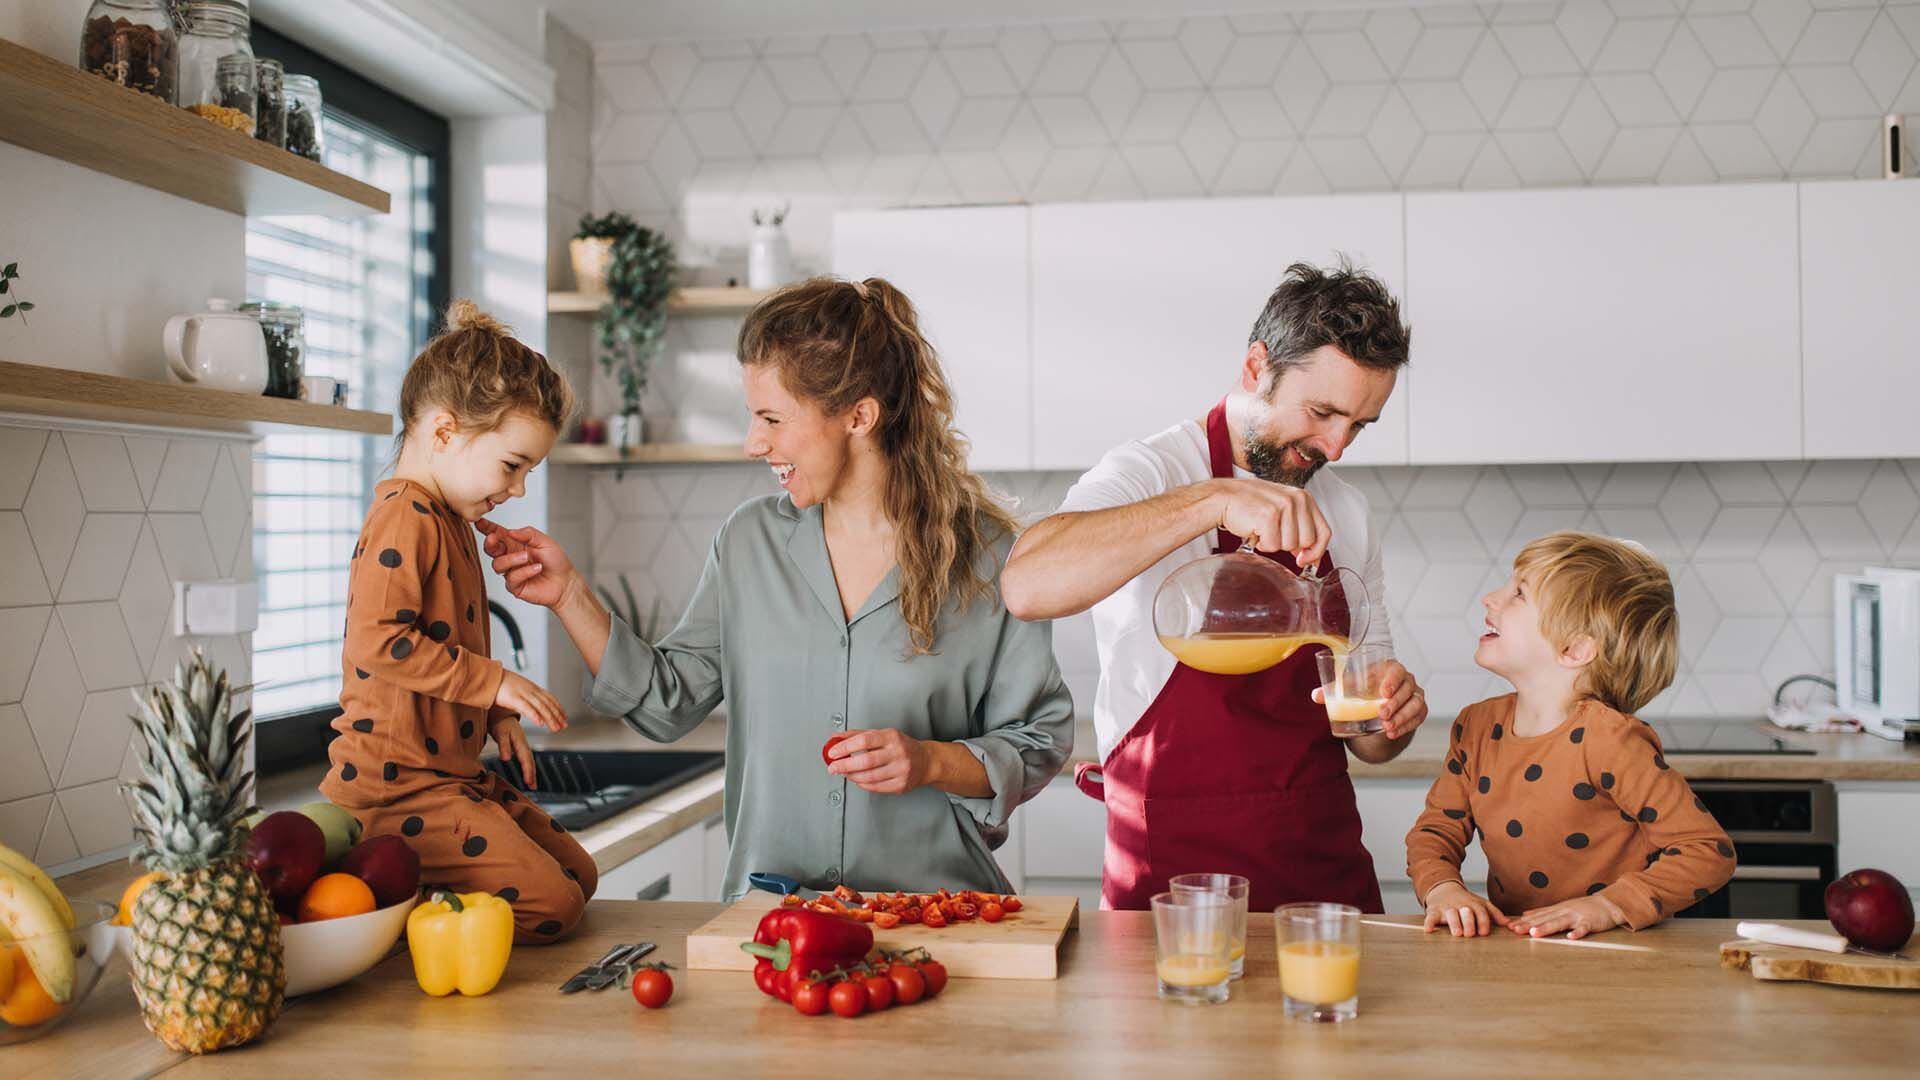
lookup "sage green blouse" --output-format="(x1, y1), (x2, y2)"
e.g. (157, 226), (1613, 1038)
(587, 495), (1074, 901)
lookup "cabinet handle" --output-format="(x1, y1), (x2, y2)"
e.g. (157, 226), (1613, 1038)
(636, 874), (671, 901)
(1729, 865), (1821, 882)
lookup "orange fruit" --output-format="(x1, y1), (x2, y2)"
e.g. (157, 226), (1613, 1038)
(0, 943), (15, 1002)
(0, 951), (63, 1027)
(298, 873), (376, 922)
(114, 871), (165, 927)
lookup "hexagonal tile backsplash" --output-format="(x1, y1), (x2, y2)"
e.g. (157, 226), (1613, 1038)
(0, 422), (252, 871)
(576, 455), (1915, 744)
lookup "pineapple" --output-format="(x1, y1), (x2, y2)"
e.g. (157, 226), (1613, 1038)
(120, 650), (284, 1054)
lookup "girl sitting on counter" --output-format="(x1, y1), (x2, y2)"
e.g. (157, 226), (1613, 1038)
(1406, 532), (1736, 939)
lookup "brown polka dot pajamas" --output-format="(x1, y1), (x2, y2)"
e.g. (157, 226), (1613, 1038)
(320, 478), (597, 943)
(1406, 695), (1736, 929)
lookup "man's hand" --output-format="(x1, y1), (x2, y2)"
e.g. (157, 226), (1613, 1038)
(825, 728), (932, 795)
(1422, 881), (1511, 937)
(475, 519), (578, 609)
(1373, 660), (1427, 741)
(1211, 477), (1331, 568)
(1509, 895), (1625, 940)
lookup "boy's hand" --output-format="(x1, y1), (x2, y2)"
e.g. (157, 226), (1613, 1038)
(1422, 881), (1511, 937)
(494, 670), (567, 732)
(489, 715), (536, 788)
(1510, 895), (1625, 940)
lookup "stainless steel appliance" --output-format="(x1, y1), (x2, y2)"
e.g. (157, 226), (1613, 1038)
(1678, 780), (1836, 920)
(1833, 567), (1920, 742)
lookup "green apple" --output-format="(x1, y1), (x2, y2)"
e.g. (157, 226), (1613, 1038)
(299, 800), (363, 869)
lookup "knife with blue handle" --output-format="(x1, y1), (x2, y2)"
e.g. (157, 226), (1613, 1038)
(748, 871), (820, 900)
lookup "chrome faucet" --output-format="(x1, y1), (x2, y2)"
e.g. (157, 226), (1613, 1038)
(488, 599), (527, 670)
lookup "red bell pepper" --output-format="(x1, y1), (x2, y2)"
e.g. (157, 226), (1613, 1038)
(741, 907), (874, 999)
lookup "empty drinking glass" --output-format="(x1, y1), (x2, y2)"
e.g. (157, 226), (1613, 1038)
(1169, 873), (1249, 980)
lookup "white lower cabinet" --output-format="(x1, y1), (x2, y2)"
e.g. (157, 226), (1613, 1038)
(1835, 784), (1920, 905)
(595, 812), (725, 903)
(1353, 779), (1488, 915)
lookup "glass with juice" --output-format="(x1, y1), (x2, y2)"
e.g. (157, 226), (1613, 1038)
(1315, 643), (1391, 738)
(1151, 891), (1232, 1005)
(1275, 902), (1360, 1022)
(1169, 873), (1249, 980)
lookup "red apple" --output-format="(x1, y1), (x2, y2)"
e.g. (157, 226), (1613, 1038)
(339, 835), (421, 909)
(245, 810), (327, 910)
(1825, 868), (1916, 953)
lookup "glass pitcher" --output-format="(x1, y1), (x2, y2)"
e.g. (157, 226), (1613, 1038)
(1152, 534), (1370, 676)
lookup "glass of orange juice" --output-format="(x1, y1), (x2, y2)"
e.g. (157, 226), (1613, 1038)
(1169, 873), (1249, 980)
(1151, 891), (1232, 1005)
(1316, 644), (1390, 738)
(1276, 902), (1361, 1022)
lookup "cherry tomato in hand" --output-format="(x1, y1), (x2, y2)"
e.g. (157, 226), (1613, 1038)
(630, 964), (674, 1008)
(821, 733), (852, 766)
(886, 963), (926, 1005)
(980, 901), (1005, 923)
(860, 972), (895, 1011)
(791, 977), (831, 1016)
(917, 958), (948, 998)
(828, 979), (867, 1018)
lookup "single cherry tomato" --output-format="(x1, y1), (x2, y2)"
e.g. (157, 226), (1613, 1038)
(791, 977), (832, 1016)
(922, 908), (947, 929)
(828, 979), (867, 1018)
(821, 733), (852, 765)
(860, 972), (895, 1011)
(872, 910), (901, 929)
(917, 958), (948, 998)
(1001, 896), (1023, 913)
(980, 900), (1004, 923)
(886, 963), (926, 1005)
(630, 964), (674, 1008)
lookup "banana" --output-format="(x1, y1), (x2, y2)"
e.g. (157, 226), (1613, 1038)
(0, 863), (74, 1003)
(0, 842), (75, 930)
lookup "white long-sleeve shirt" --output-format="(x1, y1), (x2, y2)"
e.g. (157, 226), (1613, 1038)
(1057, 418), (1394, 762)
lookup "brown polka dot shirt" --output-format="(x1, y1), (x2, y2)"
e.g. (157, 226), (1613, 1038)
(1406, 694), (1737, 930)
(322, 479), (506, 805)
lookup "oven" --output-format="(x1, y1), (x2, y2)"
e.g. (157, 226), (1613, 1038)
(1678, 780), (1837, 920)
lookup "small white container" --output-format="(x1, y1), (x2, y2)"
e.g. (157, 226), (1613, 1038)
(747, 223), (792, 290)
(163, 298), (268, 395)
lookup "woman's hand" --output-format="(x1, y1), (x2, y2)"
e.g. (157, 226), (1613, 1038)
(489, 715), (536, 788)
(475, 519), (578, 609)
(1509, 895), (1625, 940)
(494, 670), (567, 732)
(826, 728), (932, 795)
(1421, 880), (1511, 937)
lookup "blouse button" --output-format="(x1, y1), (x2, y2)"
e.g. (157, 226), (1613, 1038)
(832, 713), (845, 728)
(826, 866), (841, 882)
(828, 790), (842, 806)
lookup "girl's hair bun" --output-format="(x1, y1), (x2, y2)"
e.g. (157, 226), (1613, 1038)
(445, 298), (510, 337)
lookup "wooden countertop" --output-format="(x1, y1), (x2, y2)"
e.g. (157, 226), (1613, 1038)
(15, 906), (1917, 1077)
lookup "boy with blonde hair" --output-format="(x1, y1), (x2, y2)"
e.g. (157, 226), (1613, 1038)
(1407, 532), (1735, 939)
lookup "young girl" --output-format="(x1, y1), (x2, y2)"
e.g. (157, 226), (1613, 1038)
(320, 300), (598, 943)
(1406, 532), (1735, 939)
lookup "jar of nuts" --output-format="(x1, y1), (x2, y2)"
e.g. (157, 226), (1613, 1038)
(79, 0), (178, 103)
(178, 0), (255, 136)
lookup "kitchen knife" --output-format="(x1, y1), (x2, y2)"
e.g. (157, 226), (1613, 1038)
(586, 941), (655, 991)
(1736, 921), (1914, 961)
(560, 942), (644, 993)
(748, 871), (820, 900)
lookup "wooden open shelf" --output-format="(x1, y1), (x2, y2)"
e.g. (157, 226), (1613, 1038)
(549, 287), (773, 316)
(0, 360), (393, 436)
(547, 442), (745, 466)
(0, 37), (389, 217)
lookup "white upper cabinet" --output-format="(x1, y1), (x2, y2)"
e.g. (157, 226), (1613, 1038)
(831, 206), (1031, 471)
(1030, 196), (1408, 471)
(1800, 180), (1920, 459)
(1404, 184), (1802, 465)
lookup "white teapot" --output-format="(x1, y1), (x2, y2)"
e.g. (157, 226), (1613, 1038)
(164, 299), (268, 394)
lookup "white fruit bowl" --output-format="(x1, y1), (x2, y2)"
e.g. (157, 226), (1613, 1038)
(0, 902), (119, 1045)
(280, 893), (417, 997)
(109, 892), (416, 999)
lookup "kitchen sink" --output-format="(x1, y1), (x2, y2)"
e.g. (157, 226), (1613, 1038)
(480, 750), (724, 831)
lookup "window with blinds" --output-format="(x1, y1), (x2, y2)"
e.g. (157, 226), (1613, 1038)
(246, 113), (436, 720)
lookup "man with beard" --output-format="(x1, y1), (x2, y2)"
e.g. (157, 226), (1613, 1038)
(1001, 260), (1428, 913)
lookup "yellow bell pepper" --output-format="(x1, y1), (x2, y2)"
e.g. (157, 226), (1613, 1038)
(406, 890), (514, 997)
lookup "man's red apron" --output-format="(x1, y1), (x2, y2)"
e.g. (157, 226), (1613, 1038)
(1074, 400), (1383, 914)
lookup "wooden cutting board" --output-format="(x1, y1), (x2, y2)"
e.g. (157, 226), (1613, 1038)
(687, 891), (1080, 980)
(1720, 937), (1920, 990)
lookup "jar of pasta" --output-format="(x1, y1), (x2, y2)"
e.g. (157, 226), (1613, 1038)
(178, 0), (255, 136)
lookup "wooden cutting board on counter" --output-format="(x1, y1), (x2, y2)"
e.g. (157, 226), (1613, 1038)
(687, 890), (1080, 979)
(1720, 938), (1920, 990)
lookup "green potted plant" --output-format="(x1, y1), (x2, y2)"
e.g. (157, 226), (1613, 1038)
(570, 211), (629, 294)
(0, 261), (36, 323)
(587, 214), (675, 453)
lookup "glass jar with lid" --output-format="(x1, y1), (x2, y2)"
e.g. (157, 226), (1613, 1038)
(179, 0), (255, 136)
(254, 57), (285, 149)
(79, 0), (178, 102)
(284, 73), (324, 162)
(240, 302), (305, 399)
